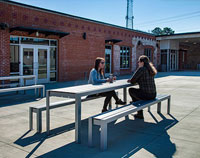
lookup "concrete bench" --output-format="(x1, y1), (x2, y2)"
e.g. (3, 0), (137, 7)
(29, 92), (118, 133)
(0, 85), (45, 97)
(88, 94), (171, 151)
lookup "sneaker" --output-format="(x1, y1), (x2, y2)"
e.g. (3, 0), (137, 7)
(102, 108), (108, 113)
(115, 99), (126, 105)
(134, 112), (144, 119)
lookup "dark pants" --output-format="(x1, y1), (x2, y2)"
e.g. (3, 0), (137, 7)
(99, 90), (119, 110)
(88, 90), (119, 110)
(129, 88), (156, 114)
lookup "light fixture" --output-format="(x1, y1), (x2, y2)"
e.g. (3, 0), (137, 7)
(193, 42), (197, 45)
(36, 31), (39, 36)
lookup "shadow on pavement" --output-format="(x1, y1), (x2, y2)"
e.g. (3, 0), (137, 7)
(15, 113), (178, 158)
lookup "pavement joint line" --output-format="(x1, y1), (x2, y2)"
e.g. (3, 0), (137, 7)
(0, 139), (39, 157)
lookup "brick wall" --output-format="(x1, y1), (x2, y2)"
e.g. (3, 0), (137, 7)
(0, 29), (10, 77)
(0, 1), (156, 81)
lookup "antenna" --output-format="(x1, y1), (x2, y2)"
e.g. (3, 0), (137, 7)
(126, 0), (134, 29)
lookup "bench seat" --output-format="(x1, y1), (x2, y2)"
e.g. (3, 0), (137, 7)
(29, 93), (118, 133)
(88, 94), (171, 151)
(0, 85), (45, 97)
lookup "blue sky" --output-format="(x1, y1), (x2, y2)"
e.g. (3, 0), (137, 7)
(11, 0), (200, 33)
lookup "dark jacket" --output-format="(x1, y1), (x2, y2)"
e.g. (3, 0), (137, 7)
(130, 66), (156, 94)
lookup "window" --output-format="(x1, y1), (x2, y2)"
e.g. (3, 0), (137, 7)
(50, 47), (57, 81)
(50, 40), (57, 46)
(10, 37), (19, 44)
(10, 45), (19, 74)
(144, 48), (152, 61)
(21, 37), (49, 45)
(120, 46), (130, 69)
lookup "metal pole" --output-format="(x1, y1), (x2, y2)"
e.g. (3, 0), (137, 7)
(46, 90), (50, 135)
(75, 95), (81, 143)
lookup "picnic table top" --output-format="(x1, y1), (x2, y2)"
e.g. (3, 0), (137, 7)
(48, 79), (132, 95)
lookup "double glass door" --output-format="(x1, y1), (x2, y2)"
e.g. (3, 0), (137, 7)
(20, 45), (50, 84)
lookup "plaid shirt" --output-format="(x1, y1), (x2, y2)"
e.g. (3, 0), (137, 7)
(130, 67), (156, 94)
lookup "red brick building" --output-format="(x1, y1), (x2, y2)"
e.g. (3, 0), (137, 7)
(0, 0), (159, 84)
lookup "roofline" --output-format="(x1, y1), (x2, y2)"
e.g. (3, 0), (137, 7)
(156, 31), (200, 37)
(1, 0), (155, 37)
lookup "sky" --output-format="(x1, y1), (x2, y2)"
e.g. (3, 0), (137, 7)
(11, 0), (200, 33)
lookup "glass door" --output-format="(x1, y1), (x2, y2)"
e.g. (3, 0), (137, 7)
(20, 45), (50, 85)
(170, 53), (176, 71)
(105, 45), (112, 76)
(20, 46), (34, 85)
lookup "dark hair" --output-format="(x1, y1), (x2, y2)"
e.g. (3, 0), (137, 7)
(95, 57), (104, 75)
(139, 55), (157, 76)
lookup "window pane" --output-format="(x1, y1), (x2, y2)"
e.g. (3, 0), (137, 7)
(50, 47), (57, 71)
(120, 46), (130, 68)
(10, 37), (19, 44)
(38, 49), (47, 79)
(50, 72), (56, 81)
(23, 48), (34, 75)
(127, 57), (130, 67)
(21, 37), (49, 45)
(10, 45), (20, 73)
(127, 47), (130, 56)
(50, 40), (57, 46)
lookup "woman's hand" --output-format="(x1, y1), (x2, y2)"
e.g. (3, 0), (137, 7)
(107, 78), (111, 82)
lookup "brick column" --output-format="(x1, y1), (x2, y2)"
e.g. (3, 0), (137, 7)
(113, 45), (120, 75)
(0, 29), (10, 77)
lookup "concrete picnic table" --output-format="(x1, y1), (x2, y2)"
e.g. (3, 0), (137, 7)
(46, 79), (132, 143)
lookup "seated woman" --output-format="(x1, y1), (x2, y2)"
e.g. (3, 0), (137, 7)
(127, 55), (157, 119)
(88, 57), (126, 113)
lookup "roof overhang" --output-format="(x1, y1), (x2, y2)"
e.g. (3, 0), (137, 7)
(9, 26), (70, 38)
(156, 32), (200, 41)
(105, 39), (122, 44)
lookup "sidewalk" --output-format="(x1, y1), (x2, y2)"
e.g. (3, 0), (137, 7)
(0, 71), (200, 158)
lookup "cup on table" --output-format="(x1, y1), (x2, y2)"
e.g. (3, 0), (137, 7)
(109, 74), (113, 83)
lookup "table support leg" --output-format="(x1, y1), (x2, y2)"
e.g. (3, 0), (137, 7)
(46, 91), (50, 135)
(75, 95), (81, 143)
(123, 88), (127, 103)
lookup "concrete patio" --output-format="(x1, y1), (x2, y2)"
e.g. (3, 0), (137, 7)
(0, 71), (200, 158)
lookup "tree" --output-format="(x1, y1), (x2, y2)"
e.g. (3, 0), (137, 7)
(151, 27), (175, 36)
(152, 27), (163, 36)
(162, 27), (175, 35)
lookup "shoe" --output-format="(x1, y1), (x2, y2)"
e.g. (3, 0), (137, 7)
(102, 108), (108, 113)
(115, 99), (126, 105)
(134, 113), (144, 119)
(134, 111), (144, 119)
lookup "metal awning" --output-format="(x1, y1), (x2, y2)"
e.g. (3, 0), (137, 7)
(105, 39), (122, 44)
(9, 26), (70, 38)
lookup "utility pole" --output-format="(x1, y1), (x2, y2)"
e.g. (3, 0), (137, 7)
(126, 0), (134, 29)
